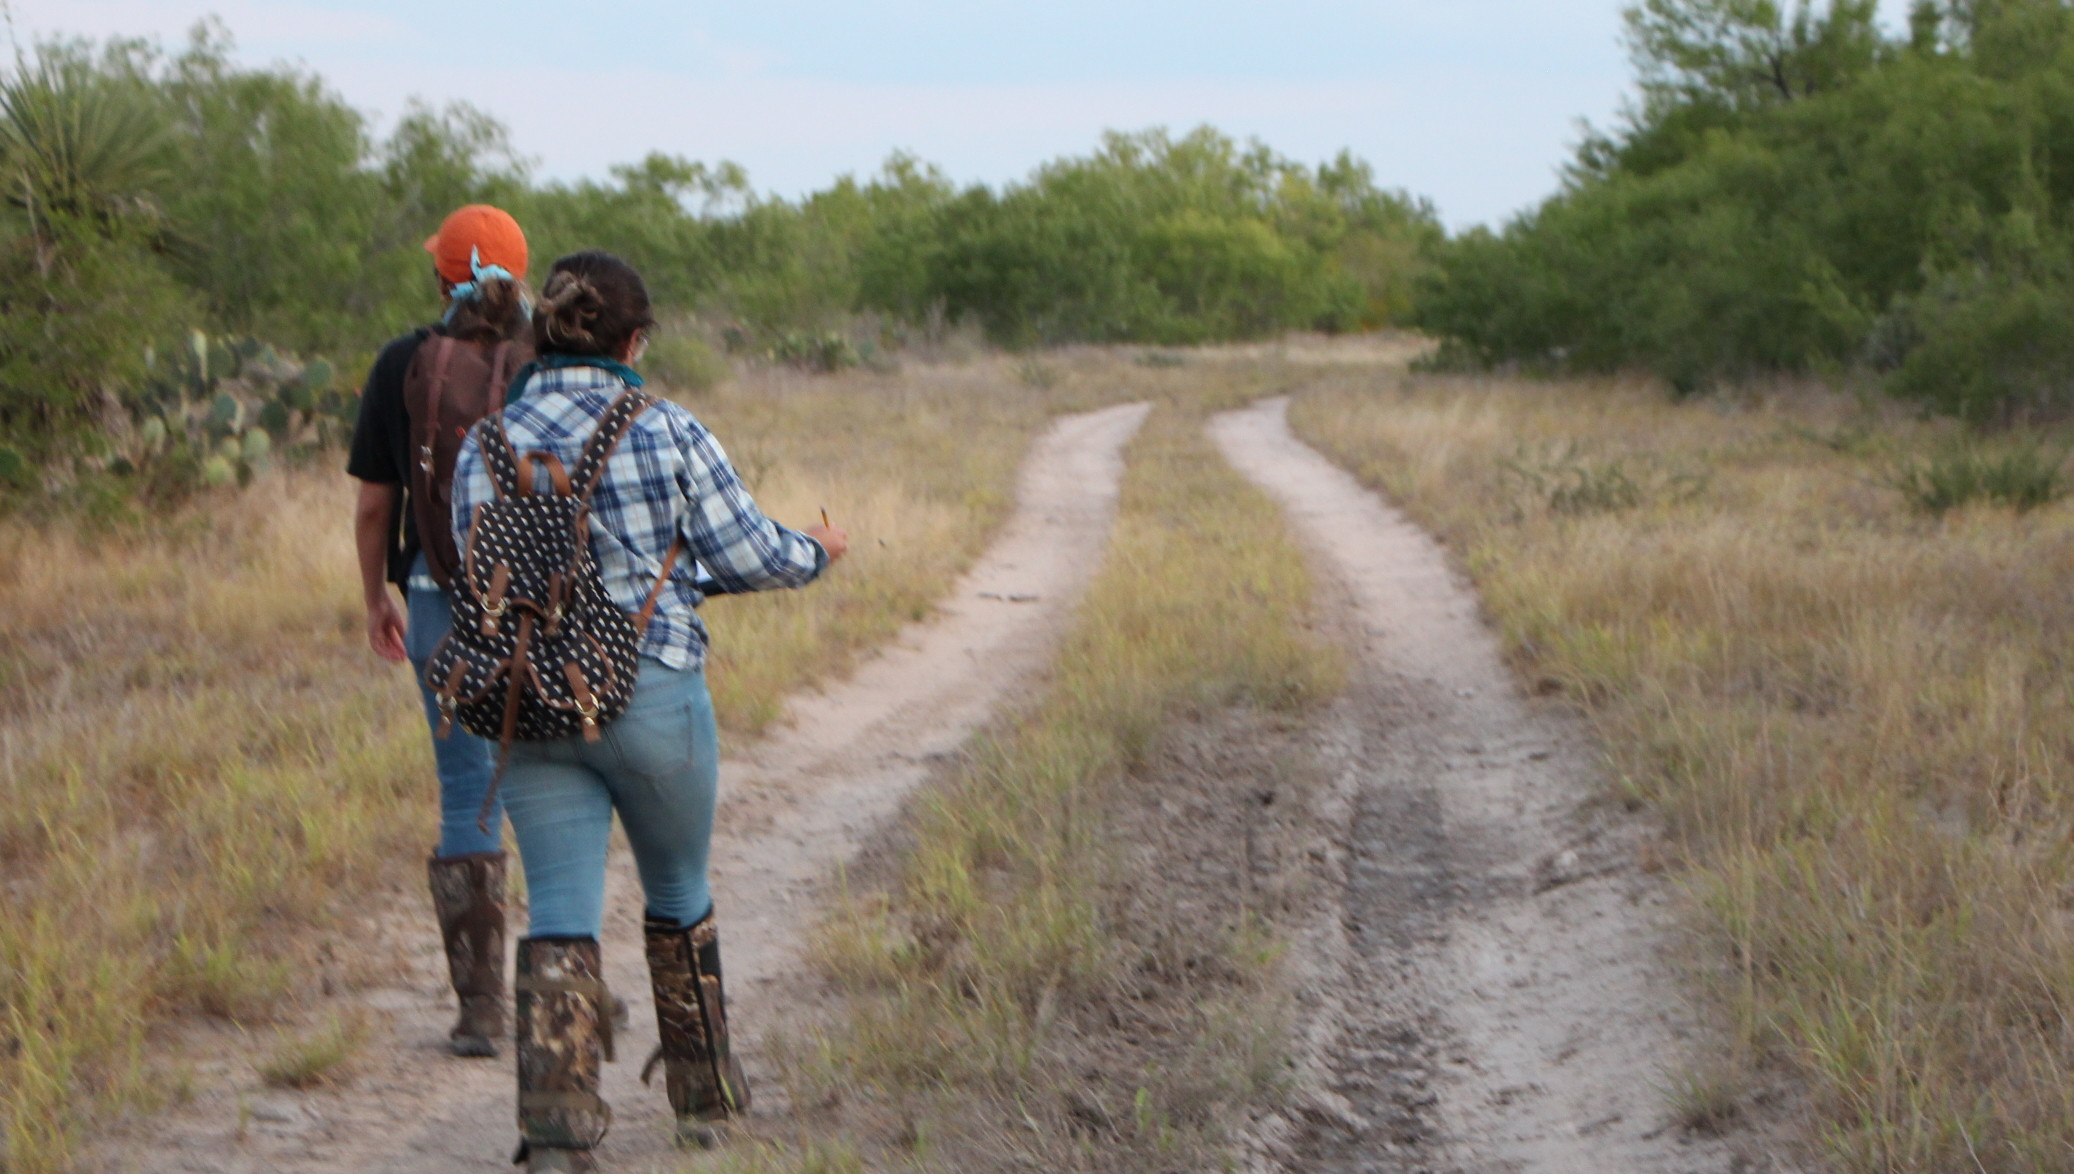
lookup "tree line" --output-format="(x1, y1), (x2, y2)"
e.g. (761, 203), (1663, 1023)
(0, 22), (1438, 460)
(1414, 0), (2074, 421)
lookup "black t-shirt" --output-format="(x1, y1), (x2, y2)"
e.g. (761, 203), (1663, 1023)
(346, 325), (439, 587)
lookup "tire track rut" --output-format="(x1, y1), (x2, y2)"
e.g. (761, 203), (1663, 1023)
(1213, 397), (1790, 1174)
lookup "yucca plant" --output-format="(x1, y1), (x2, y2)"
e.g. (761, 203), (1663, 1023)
(0, 53), (168, 266)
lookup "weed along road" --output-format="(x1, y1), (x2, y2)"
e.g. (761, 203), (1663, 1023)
(108, 402), (1150, 1173)
(1211, 398), (1783, 1174)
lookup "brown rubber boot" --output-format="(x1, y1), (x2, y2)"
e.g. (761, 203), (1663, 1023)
(641, 910), (751, 1148)
(427, 851), (508, 1057)
(513, 937), (614, 1172)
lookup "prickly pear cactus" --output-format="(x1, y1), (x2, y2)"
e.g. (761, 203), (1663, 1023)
(208, 393), (241, 434)
(0, 446), (29, 491)
(257, 400), (290, 435)
(207, 338), (239, 384)
(102, 332), (360, 498)
(278, 378), (313, 413)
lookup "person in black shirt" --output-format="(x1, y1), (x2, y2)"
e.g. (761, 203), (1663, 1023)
(346, 204), (532, 1057)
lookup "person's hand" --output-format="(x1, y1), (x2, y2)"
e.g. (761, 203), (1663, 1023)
(367, 595), (408, 662)
(805, 524), (850, 563)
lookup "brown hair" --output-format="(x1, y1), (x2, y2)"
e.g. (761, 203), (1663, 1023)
(532, 251), (655, 359)
(442, 274), (532, 346)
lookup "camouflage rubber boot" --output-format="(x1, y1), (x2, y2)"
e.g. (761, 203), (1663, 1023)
(641, 911), (751, 1148)
(513, 937), (614, 1172)
(427, 851), (508, 1057)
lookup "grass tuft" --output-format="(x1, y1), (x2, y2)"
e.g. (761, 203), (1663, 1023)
(1663, 1063), (1746, 1137)
(1497, 440), (1710, 517)
(1884, 438), (2069, 515)
(257, 1014), (366, 1090)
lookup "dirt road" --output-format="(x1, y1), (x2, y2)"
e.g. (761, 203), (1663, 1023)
(1212, 398), (1788, 1174)
(108, 401), (1149, 1174)
(99, 386), (1798, 1174)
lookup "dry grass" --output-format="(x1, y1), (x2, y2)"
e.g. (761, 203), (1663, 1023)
(674, 360), (1119, 734)
(696, 367), (1341, 1173)
(0, 354), (1116, 1174)
(0, 472), (427, 1172)
(256, 1012), (368, 1090)
(1290, 369), (2074, 1172)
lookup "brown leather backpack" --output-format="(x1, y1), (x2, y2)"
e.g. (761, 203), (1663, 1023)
(405, 334), (530, 588)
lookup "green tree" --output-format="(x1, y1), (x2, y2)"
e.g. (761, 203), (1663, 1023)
(1624, 0), (1885, 108)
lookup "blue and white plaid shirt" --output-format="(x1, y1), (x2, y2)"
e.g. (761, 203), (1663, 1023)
(451, 364), (826, 671)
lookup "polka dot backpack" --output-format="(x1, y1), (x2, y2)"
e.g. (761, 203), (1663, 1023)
(423, 388), (682, 823)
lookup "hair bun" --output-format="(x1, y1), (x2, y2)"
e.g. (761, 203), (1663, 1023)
(538, 271), (603, 346)
(530, 251), (655, 361)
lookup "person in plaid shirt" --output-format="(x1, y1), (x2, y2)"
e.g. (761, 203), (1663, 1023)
(452, 251), (847, 1171)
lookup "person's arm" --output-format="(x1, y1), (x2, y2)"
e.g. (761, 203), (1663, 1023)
(676, 416), (845, 594)
(345, 335), (417, 663)
(355, 480), (408, 662)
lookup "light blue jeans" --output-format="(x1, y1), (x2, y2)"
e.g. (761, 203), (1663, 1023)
(501, 657), (720, 938)
(404, 555), (505, 858)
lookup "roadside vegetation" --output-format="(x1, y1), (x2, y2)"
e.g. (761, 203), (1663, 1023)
(0, 18), (1433, 503)
(1416, 0), (2074, 421)
(1291, 370), (2074, 1172)
(701, 365), (1340, 1173)
(0, 357), (1102, 1174)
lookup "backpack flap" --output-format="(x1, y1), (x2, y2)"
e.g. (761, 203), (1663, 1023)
(422, 389), (663, 831)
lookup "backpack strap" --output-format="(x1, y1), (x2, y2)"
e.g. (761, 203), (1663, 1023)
(518, 451), (574, 498)
(485, 340), (513, 416)
(634, 536), (684, 634)
(476, 415), (525, 501)
(569, 390), (681, 632)
(413, 336), (459, 482)
(571, 389), (658, 504)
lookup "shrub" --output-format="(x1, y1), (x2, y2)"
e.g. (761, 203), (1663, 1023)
(1885, 439), (2069, 515)
(1885, 277), (2074, 424)
(768, 330), (862, 374)
(1498, 441), (1709, 516)
(643, 330), (730, 394)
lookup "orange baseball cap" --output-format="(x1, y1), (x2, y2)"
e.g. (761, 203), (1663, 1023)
(424, 204), (528, 284)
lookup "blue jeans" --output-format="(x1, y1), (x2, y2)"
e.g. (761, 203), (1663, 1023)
(501, 658), (720, 938)
(404, 556), (505, 858)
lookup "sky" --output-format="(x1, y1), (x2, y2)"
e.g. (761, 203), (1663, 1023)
(10, 0), (1922, 230)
